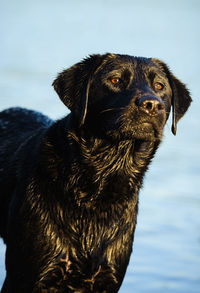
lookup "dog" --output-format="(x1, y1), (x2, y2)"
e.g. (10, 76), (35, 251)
(0, 53), (191, 292)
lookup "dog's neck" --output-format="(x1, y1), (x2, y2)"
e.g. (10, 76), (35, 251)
(68, 129), (158, 177)
(41, 117), (160, 205)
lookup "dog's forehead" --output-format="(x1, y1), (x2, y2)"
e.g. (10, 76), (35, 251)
(98, 54), (164, 77)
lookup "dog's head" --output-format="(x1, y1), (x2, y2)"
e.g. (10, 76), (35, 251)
(53, 54), (191, 140)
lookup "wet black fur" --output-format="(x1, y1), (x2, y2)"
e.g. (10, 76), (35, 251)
(0, 54), (191, 292)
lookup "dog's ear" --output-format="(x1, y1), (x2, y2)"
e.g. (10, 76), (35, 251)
(152, 59), (192, 135)
(52, 54), (107, 126)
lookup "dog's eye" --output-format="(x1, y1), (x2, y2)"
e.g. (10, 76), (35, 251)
(111, 78), (121, 85)
(154, 82), (164, 90)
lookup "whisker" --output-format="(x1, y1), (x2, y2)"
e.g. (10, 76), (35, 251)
(100, 108), (171, 117)
(100, 108), (114, 114)
(100, 107), (125, 114)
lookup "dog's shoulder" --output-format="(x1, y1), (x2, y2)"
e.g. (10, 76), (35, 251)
(0, 107), (53, 131)
(0, 107), (53, 182)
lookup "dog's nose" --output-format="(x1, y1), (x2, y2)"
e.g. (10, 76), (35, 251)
(136, 96), (164, 116)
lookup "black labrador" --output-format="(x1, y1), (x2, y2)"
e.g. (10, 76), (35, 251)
(0, 54), (191, 292)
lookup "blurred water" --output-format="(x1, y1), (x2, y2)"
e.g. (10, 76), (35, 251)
(0, 0), (200, 291)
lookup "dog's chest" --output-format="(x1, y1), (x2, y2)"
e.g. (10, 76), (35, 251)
(38, 251), (107, 292)
(37, 196), (137, 292)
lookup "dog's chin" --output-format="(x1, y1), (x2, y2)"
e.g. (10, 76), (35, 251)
(131, 123), (164, 141)
(107, 123), (164, 142)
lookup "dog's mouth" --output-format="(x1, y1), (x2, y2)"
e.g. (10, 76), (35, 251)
(103, 108), (165, 141)
(86, 105), (166, 141)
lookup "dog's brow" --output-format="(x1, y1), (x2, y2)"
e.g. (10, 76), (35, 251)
(146, 69), (166, 84)
(149, 67), (166, 78)
(107, 69), (123, 77)
(106, 64), (133, 76)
